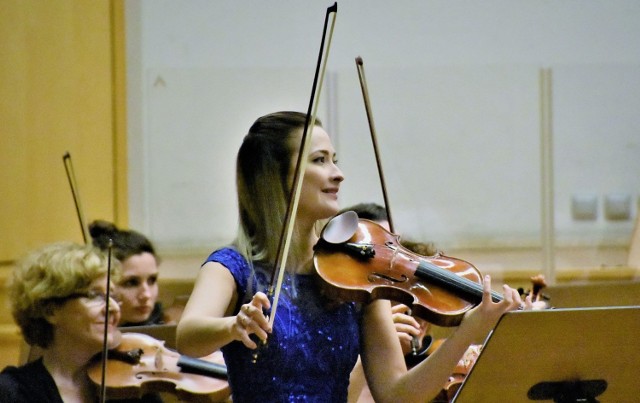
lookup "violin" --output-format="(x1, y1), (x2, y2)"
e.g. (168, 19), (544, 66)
(314, 212), (504, 327)
(86, 332), (230, 402)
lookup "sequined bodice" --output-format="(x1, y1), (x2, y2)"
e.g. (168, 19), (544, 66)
(205, 248), (361, 403)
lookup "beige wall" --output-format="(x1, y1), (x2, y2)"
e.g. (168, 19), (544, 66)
(0, 0), (126, 370)
(0, 0), (127, 263)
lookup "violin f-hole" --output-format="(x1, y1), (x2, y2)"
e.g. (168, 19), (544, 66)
(368, 272), (408, 284)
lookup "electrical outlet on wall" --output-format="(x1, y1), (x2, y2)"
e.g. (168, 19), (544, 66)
(571, 194), (598, 220)
(604, 193), (631, 220)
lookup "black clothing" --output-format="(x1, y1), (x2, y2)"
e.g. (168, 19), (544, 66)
(0, 359), (62, 403)
(0, 358), (163, 403)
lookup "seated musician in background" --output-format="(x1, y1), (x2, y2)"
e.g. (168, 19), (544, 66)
(90, 220), (177, 327)
(341, 203), (437, 402)
(0, 242), (124, 402)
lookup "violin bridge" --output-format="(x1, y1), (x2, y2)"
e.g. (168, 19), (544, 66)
(154, 348), (164, 370)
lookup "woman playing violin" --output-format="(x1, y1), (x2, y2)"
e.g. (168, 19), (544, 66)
(177, 111), (525, 403)
(0, 242), (165, 403)
(90, 220), (171, 327)
(0, 242), (124, 402)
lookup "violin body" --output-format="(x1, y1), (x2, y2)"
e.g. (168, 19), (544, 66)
(314, 218), (497, 327)
(87, 332), (230, 402)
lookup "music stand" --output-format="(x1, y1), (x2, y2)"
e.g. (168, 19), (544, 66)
(452, 306), (640, 402)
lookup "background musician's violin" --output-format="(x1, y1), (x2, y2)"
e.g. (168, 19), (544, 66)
(314, 212), (504, 327)
(518, 274), (551, 310)
(87, 333), (229, 402)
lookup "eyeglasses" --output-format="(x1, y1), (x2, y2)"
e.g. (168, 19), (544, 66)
(56, 290), (122, 307)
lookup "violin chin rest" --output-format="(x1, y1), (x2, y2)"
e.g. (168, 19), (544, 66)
(322, 211), (359, 244)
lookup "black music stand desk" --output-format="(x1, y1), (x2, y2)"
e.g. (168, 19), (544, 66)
(452, 306), (640, 402)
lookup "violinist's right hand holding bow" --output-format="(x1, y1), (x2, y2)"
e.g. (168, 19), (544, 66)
(177, 263), (271, 358)
(234, 292), (271, 350)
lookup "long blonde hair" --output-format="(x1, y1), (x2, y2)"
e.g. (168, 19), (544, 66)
(234, 111), (323, 269)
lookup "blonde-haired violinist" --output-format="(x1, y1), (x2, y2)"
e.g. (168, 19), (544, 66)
(0, 242), (160, 403)
(177, 111), (526, 403)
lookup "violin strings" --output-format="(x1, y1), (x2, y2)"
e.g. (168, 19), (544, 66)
(414, 257), (503, 303)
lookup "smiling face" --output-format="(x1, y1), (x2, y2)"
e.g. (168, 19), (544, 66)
(289, 126), (344, 223)
(114, 252), (160, 325)
(48, 274), (121, 354)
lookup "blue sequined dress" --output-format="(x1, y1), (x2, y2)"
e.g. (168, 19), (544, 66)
(205, 247), (361, 403)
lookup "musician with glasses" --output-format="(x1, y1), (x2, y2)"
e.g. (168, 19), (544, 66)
(0, 242), (157, 402)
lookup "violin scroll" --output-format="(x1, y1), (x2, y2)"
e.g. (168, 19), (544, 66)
(518, 274), (552, 310)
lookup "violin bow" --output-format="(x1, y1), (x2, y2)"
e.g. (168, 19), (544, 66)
(99, 239), (114, 403)
(356, 56), (423, 355)
(62, 152), (90, 244)
(267, 2), (338, 325)
(63, 152), (116, 401)
(355, 57), (395, 233)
